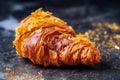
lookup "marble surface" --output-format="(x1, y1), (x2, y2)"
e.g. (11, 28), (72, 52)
(0, 1), (120, 80)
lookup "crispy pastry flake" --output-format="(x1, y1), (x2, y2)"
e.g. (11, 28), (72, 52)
(13, 9), (101, 66)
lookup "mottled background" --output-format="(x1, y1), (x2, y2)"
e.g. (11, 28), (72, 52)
(1, 0), (120, 31)
(0, 0), (120, 80)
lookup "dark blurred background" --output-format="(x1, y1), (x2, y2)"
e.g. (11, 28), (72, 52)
(0, 0), (120, 32)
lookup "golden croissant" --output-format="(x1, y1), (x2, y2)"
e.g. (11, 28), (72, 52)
(13, 9), (101, 66)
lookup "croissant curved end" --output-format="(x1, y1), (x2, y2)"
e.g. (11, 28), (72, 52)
(13, 8), (101, 66)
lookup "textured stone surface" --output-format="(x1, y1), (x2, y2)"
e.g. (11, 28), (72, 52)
(0, 1), (120, 80)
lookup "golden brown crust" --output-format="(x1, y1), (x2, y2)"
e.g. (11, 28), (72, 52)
(13, 8), (101, 66)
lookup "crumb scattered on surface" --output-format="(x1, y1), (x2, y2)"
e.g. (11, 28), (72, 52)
(4, 67), (45, 80)
(114, 45), (120, 50)
(92, 22), (120, 31)
(85, 22), (120, 51)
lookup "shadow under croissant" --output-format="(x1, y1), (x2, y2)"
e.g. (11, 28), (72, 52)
(20, 57), (110, 70)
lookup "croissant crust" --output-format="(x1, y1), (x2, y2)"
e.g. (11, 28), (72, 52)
(13, 9), (101, 66)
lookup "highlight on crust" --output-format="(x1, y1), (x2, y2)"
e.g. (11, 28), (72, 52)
(13, 8), (101, 66)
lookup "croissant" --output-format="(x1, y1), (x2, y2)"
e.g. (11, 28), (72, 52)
(13, 9), (101, 66)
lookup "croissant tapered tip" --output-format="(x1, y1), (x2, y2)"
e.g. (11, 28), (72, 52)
(81, 46), (101, 65)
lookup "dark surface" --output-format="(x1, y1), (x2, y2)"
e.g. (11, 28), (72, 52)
(0, 1), (120, 80)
